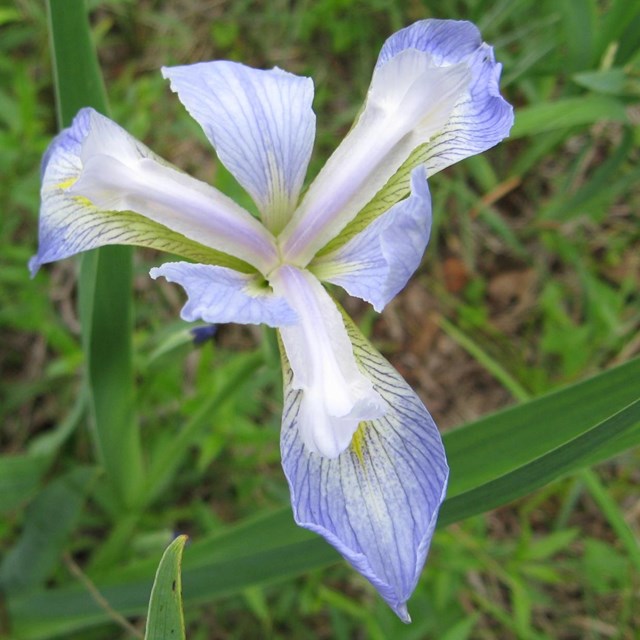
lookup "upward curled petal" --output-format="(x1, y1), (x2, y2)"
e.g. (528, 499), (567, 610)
(163, 62), (315, 233)
(280, 48), (469, 265)
(377, 19), (514, 175)
(280, 19), (513, 264)
(313, 166), (432, 312)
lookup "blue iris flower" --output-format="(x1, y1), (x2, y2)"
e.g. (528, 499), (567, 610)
(31, 20), (513, 620)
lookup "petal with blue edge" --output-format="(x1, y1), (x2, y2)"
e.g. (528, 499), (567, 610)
(312, 166), (432, 312)
(32, 108), (278, 275)
(150, 262), (297, 328)
(376, 19), (514, 176)
(305, 19), (514, 254)
(163, 62), (315, 233)
(280, 48), (469, 265)
(280, 311), (448, 620)
(31, 109), (241, 275)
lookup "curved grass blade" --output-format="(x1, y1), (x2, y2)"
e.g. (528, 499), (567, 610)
(0, 467), (98, 593)
(510, 95), (628, 139)
(443, 356), (640, 497)
(439, 397), (640, 524)
(6, 358), (639, 639)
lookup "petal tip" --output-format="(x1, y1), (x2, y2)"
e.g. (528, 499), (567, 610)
(28, 255), (41, 278)
(394, 602), (411, 624)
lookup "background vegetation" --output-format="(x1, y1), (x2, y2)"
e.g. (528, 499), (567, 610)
(1, 0), (639, 638)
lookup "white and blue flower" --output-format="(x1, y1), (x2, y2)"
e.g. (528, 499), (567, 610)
(31, 20), (513, 620)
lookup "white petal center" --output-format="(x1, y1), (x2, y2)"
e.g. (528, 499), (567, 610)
(270, 266), (387, 457)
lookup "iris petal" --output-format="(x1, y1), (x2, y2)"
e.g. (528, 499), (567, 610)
(163, 62), (315, 233)
(280, 312), (448, 621)
(280, 53), (468, 265)
(376, 19), (514, 176)
(271, 266), (386, 458)
(377, 19), (483, 66)
(313, 166), (431, 312)
(31, 108), (278, 275)
(281, 20), (513, 263)
(31, 109), (238, 275)
(150, 262), (297, 328)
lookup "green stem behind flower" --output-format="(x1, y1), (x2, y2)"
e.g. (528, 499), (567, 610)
(47, 0), (144, 510)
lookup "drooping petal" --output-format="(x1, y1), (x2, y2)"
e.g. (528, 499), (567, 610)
(163, 62), (315, 233)
(270, 266), (387, 458)
(377, 19), (514, 176)
(150, 262), (296, 327)
(312, 166), (431, 312)
(280, 311), (448, 621)
(279, 48), (470, 265)
(31, 108), (279, 275)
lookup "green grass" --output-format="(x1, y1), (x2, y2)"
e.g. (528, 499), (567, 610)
(1, 0), (639, 638)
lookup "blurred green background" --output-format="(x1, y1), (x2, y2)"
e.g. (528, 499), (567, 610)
(1, 0), (639, 638)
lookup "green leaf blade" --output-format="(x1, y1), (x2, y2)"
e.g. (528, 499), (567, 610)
(0, 467), (97, 593)
(144, 535), (188, 640)
(0, 454), (50, 515)
(47, 0), (144, 510)
(444, 356), (640, 497)
(510, 96), (628, 139)
(439, 398), (640, 526)
(7, 359), (639, 639)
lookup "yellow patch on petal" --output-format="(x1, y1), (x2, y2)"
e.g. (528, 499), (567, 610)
(57, 177), (78, 190)
(350, 422), (368, 467)
(71, 195), (93, 208)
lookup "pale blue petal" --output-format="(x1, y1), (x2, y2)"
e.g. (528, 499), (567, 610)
(313, 167), (431, 312)
(30, 108), (92, 275)
(31, 108), (278, 275)
(377, 19), (482, 65)
(163, 62), (315, 232)
(377, 19), (514, 174)
(280, 314), (448, 621)
(150, 262), (296, 327)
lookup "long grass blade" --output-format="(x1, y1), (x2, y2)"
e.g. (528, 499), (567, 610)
(46, 0), (143, 509)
